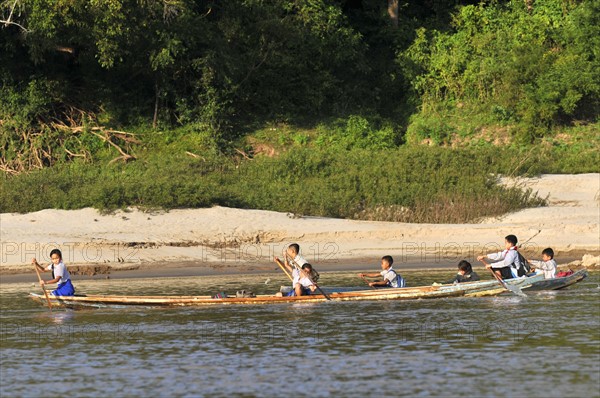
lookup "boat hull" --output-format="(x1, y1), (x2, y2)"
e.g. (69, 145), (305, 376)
(28, 274), (548, 309)
(522, 269), (587, 291)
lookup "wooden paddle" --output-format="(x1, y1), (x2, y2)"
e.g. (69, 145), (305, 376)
(33, 262), (53, 311)
(274, 257), (293, 282)
(358, 274), (376, 289)
(285, 254), (331, 300)
(480, 259), (527, 297)
(519, 229), (542, 249)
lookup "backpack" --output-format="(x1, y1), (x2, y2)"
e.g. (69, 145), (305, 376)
(556, 269), (574, 278)
(309, 269), (320, 283)
(515, 252), (531, 277)
(235, 290), (256, 298)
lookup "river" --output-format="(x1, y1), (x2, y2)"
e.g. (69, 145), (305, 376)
(1, 270), (599, 397)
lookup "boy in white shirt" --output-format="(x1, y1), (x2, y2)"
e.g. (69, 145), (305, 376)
(528, 248), (557, 279)
(477, 234), (526, 279)
(358, 255), (405, 288)
(274, 243), (319, 296)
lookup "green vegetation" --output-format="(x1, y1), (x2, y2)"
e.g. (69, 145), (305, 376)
(3, 141), (598, 222)
(1, 1), (599, 221)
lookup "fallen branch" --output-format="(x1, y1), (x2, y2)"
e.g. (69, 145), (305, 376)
(90, 131), (136, 163)
(64, 147), (88, 159)
(234, 148), (252, 160)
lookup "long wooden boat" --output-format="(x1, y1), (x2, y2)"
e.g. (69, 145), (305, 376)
(522, 269), (587, 291)
(28, 274), (544, 308)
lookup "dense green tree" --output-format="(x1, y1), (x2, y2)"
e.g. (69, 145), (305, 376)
(402, 0), (599, 143)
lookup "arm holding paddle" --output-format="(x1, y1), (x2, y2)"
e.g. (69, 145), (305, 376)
(32, 258), (60, 286)
(32, 258), (53, 311)
(284, 254), (330, 299)
(274, 256), (293, 281)
(358, 273), (387, 287)
(358, 272), (380, 278)
(479, 258), (527, 297)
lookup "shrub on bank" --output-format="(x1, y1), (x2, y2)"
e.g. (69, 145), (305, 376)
(0, 146), (567, 223)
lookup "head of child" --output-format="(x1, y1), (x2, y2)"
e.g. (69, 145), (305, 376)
(49, 249), (62, 265)
(541, 248), (554, 262)
(287, 243), (300, 258)
(380, 255), (393, 271)
(457, 260), (472, 275)
(504, 234), (518, 250)
(301, 263), (313, 273)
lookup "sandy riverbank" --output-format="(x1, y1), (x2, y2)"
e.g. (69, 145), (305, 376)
(1, 174), (598, 280)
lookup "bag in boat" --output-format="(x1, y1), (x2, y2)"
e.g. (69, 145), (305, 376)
(235, 290), (256, 298)
(279, 286), (293, 294)
(212, 292), (228, 299)
(516, 252), (531, 277)
(556, 269), (574, 278)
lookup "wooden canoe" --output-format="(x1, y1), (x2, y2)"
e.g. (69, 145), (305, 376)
(522, 269), (588, 291)
(28, 274), (545, 308)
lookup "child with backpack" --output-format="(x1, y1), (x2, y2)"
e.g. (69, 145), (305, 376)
(477, 234), (529, 279)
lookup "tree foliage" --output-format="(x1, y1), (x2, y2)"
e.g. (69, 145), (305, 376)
(1, 0), (598, 174)
(402, 0), (600, 143)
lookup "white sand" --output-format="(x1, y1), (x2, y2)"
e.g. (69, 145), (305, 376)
(1, 174), (598, 272)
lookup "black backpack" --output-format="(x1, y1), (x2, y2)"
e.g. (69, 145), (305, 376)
(516, 252), (531, 277)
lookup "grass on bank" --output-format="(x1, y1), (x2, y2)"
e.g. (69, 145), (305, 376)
(2, 119), (598, 223)
(0, 146), (549, 223)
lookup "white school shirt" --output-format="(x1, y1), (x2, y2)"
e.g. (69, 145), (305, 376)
(45, 262), (71, 284)
(292, 268), (313, 288)
(291, 254), (308, 267)
(530, 259), (557, 279)
(486, 247), (520, 278)
(381, 267), (405, 288)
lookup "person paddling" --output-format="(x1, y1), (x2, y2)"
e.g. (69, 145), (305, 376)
(32, 249), (75, 296)
(477, 234), (527, 279)
(358, 255), (405, 288)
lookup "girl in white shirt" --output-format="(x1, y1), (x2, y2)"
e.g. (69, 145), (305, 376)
(32, 249), (75, 296)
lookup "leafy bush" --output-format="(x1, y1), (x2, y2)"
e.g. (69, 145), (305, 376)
(402, 0), (600, 141)
(314, 115), (400, 150)
(1, 146), (569, 223)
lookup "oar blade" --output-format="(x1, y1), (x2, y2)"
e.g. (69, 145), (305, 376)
(505, 282), (527, 297)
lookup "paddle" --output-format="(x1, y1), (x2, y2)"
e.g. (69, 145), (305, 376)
(480, 259), (527, 297)
(519, 229), (542, 248)
(274, 257), (293, 282)
(358, 274), (376, 289)
(285, 254), (331, 300)
(33, 262), (53, 311)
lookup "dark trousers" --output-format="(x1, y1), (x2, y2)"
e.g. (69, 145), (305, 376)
(495, 266), (514, 280)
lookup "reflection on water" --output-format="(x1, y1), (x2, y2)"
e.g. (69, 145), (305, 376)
(1, 270), (599, 397)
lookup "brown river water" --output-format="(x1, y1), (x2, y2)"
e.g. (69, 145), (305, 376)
(1, 270), (599, 397)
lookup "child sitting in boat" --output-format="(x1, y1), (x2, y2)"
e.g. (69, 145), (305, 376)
(528, 248), (557, 279)
(285, 243), (320, 282)
(477, 234), (527, 279)
(32, 249), (75, 296)
(443, 260), (480, 284)
(358, 255), (405, 288)
(275, 260), (318, 297)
